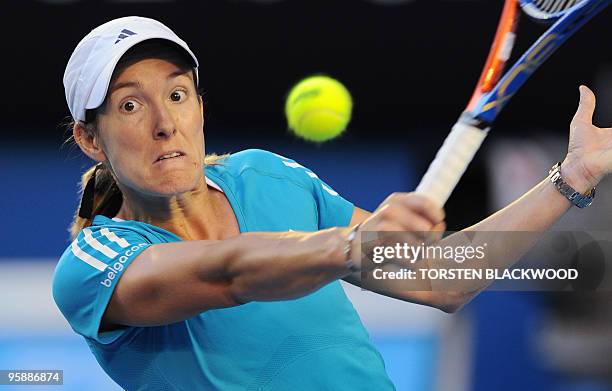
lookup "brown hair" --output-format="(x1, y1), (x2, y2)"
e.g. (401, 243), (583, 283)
(69, 40), (227, 239)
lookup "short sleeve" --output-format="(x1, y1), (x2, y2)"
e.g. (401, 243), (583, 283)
(268, 151), (355, 229)
(52, 225), (151, 344)
(308, 171), (354, 229)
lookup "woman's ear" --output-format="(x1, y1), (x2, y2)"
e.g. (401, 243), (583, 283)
(73, 122), (107, 163)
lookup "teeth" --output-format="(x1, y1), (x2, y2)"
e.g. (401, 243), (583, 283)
(159, 152), (181, 161)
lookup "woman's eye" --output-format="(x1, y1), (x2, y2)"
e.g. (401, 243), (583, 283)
(170, 90), (186, 102)
(121, 101), (137, 112)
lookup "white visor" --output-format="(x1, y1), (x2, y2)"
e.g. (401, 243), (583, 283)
(63, 16), (199, 122)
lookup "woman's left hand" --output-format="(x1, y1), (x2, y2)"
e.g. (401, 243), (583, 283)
(562, 85), (612, 192)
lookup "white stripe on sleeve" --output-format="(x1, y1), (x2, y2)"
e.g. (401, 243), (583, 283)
(82, 228), (118, 259)
(321, 183), (339, 196)
(282, 161), (304, 169)
(71, 240), (108, 271)
(100, 228), (130, 248)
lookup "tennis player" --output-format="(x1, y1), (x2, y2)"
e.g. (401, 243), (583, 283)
(53, 16), (612, 390)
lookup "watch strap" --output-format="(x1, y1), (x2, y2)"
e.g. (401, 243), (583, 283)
(548, 162), (596, 208)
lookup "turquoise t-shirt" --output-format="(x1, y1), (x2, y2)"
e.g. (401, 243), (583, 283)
(53, 149), (395, 391)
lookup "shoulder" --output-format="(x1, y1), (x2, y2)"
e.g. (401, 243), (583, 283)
(210, 149), (353, 229)
(52, 219), (153, 341)
(53, 219), (151, 294)
(54, 218), (152, 279)
(216, 149), (320, 187)
(225, 149), (296, 172)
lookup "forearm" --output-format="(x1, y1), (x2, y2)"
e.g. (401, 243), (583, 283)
(468, 159), (592, 232)
(225, 228), (351, 302)
(459, 160), (593, 266)
(430, 161), (594, 302)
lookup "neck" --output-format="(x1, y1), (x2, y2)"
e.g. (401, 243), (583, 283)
(115, 177), (237, 241)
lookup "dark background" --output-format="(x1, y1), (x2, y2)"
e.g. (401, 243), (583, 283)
(3, 0), (610, 142)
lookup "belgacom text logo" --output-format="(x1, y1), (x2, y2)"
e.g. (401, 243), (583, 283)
(100, 243), (148, 287)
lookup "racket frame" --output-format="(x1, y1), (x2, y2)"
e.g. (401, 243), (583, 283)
(415, 0), (610, 206)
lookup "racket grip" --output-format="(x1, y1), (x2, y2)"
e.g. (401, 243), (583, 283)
(415, 121), (488, 207)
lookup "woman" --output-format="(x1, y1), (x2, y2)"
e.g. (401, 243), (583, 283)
(53, 16), (611, 390)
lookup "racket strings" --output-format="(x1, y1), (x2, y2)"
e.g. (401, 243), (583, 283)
(531, 0), (583, 14)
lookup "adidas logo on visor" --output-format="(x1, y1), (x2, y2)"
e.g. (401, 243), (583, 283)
(115, 29), (137, 44)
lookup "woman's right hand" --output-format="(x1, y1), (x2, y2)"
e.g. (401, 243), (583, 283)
(351, 193), (446, 269)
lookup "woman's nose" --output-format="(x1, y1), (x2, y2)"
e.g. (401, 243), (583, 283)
(152, 103), (177, 139)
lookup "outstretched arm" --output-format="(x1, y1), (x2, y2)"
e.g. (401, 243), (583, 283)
(451, 86), (612, 306)
(104, 228), (354, 328)
(344, 86), (612, 312)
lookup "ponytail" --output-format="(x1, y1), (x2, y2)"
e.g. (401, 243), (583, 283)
(70, 162), (122, 240)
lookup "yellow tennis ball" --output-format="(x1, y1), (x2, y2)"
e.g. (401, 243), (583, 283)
(285, 76), (353, 142)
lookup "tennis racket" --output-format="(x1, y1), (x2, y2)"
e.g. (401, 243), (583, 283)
(415, 0), (610, 207)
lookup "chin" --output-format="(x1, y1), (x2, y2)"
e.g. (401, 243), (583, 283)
(144, 173), (202, 197)
(158, 180), (200, 196)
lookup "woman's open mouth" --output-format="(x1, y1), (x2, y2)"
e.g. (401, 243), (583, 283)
(154, 151), (186, 164)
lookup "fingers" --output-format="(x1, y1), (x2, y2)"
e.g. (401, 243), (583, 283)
(573, 85), (596, 124)
(394, 193), (445, 224)
(360, 193), (447, 257)
(377, 204), (436, 232)
(375, 192), (446, 232)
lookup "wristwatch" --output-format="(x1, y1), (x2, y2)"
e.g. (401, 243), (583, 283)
(344, 224), (361, 273)
(548, 162), (596, 208)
